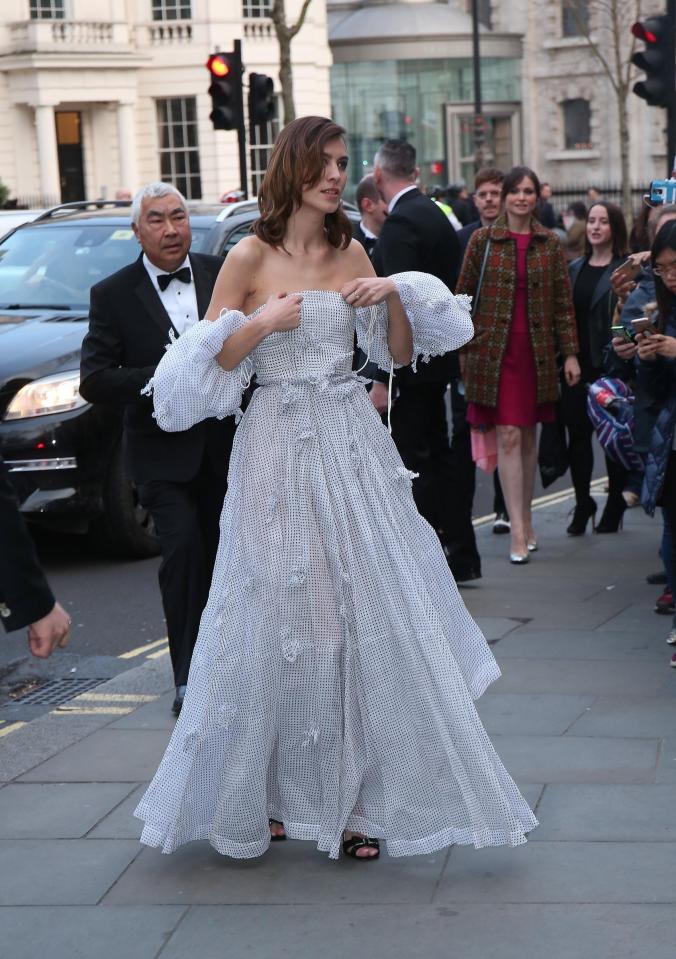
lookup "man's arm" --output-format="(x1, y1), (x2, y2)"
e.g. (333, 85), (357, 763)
(79, 284), (156, 405)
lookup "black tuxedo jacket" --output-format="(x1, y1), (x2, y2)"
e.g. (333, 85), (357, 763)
(80, 252), (234, 485)
(372, 187), (463, 384)
(352, 222), (377, 260)
(1, 458), (55, 632)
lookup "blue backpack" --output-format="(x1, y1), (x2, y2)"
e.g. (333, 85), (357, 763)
(586, 377), (643, 472)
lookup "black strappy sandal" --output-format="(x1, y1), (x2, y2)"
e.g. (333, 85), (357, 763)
(342, 834), (380, 860)
(269, 819), (287, 841)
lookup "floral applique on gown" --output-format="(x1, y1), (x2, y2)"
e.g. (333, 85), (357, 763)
(134, 271), (538, 859)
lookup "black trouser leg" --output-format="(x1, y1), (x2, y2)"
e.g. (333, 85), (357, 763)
(391, 381), (480, 577)
(446, 380), (481, 574)
(493, 472), (507, 516)
(137, 466), (226, 686)
(560, 381), (594, 506)
(660, 454), (676, 629)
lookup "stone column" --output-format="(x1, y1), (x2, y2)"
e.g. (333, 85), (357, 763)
(35, 104), (60, 204)
(116, 101), (138, 194)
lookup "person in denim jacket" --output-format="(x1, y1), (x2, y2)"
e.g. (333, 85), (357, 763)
(635, 220), (676, 666)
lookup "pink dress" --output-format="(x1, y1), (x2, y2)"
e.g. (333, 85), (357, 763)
(468, 232), (555, 427)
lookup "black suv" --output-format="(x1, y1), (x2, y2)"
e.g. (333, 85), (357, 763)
(0, 201), (262, 557)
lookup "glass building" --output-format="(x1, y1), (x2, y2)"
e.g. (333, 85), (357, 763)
(328, 0), (523, 198)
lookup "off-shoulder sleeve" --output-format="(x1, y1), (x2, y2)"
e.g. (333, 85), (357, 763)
(144, 309), (251, 432)
(355, 270), (474, 373)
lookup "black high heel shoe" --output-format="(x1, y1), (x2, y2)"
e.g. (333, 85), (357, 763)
(595, 499), (626, 533)
(566, 497), (597, 536)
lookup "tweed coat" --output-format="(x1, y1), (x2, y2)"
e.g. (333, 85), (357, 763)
(456, 215), (579, 408)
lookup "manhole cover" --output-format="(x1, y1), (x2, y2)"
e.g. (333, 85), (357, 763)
(9, 677), (107, 706)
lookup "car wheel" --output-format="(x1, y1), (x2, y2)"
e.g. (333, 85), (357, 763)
(94, 441), (160, 559)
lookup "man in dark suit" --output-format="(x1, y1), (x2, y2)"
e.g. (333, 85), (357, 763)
(352, 173), (390, 417)
(372, 140), (481, 582)
(80, 183), (235, 715)
(1, 457), (71, 657)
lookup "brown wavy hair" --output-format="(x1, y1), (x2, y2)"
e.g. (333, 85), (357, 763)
(254, 116), (353, 250)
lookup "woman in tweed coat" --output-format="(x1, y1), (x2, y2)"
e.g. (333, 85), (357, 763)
(457, 167), (580, 563)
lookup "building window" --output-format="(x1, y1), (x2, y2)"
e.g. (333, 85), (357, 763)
(562, 99), (592, 150)
(156, 97), (202, 199)
(250, 101), (281, 194)
(562, 0), (589, 37)
(29, 0), (65, 18)
(152, 0), (191, 20)
(243, 0), (272, 18)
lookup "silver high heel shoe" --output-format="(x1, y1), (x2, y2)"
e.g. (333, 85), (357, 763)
(509, 551), (530, 565)
(527, 540), (538, 552)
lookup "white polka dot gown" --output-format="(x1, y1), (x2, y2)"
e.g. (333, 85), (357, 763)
(134, 272), (538, 859)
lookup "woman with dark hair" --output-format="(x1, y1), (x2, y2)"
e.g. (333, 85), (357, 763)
(563, 201), (629, 534)
(133, 117), (537, 860)
(635, 219), (676, 666)
(457, 166), (580, 563)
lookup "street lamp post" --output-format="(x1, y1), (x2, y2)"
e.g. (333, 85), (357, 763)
(471, 0), (484, 172)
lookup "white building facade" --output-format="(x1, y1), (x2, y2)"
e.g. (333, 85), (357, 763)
(0, 0), (332, 206)
(328, 0), (666, 201)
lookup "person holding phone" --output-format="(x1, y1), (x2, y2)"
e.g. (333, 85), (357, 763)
(563, 202), (629, 534)
(635, 219), (676, 666)
(457, 167), (580, 564)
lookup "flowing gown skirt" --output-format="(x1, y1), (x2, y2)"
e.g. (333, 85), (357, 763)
(135, 375), (537, 859)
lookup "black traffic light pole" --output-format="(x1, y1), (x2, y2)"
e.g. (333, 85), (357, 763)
(471, 0), (484, 172)
(233, 40), (248, 199)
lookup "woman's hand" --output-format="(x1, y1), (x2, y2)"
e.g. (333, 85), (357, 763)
(258, 292), (303, 334)
(639, 332), (676, 360)
(563, 355), (581, 386)
(340, 277), (396, 308)
(635, 331), (660, 361)
(611, 336), (637, 360)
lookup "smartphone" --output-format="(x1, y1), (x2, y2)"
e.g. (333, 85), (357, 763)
(614, 258), (642, 281)
(610, 324), (634, 343)
(631, 317), (655, 335)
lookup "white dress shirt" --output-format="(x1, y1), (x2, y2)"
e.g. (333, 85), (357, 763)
(387, 184), (417, 214)
(143, 253), (199, 336)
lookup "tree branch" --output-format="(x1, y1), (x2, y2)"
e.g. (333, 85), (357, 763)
(289, 0), (314, 39)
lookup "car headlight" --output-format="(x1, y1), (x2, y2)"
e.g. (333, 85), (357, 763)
(3, 370), (88, 420)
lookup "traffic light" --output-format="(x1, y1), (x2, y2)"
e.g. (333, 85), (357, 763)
(631, 16), (675, 108)
(248, 73), (275, 127)
(206, 50), (243, 130)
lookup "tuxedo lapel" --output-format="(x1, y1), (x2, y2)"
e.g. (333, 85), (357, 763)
(190, 253), (214, 319)
(132, 255), (176, 339)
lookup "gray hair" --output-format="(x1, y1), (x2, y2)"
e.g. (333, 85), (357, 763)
(373, 140), (417, 180)
(131, 181), (188, 225)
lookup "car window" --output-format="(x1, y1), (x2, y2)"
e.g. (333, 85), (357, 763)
(189, 227), (212, 253)
(221, 224), (254, 256)
(0, 223), (139, 309)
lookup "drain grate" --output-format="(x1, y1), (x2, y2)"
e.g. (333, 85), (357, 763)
(9, 677), (107, 706)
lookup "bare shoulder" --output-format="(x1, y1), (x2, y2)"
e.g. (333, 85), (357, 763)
(344, 237), (375, 276)
(222, 234), (266, 270)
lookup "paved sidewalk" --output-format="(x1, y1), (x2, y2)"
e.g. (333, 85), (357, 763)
(0, 494), (674, 958)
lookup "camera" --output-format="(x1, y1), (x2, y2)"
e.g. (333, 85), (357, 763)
(648, 179), (676, 205)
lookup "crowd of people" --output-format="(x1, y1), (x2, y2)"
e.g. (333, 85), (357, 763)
(351, 150), (676, 670)
(2, 116), (674, 866)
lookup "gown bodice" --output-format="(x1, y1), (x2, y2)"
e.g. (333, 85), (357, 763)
(249, 291), (357, 386)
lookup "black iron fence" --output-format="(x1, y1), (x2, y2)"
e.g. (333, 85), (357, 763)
(549, 183), (649, 216)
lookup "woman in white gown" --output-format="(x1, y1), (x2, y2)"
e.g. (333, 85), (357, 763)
(135, 116), (537, 861)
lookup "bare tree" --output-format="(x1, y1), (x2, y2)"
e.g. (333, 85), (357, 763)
(569, 0), (643, 220)
(270, 0), (314, 125)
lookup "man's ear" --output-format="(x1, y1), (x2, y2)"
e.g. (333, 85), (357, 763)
(414, 166), (420, 181)
(132, 223), (140, 241)
(362, 197), (375, 214)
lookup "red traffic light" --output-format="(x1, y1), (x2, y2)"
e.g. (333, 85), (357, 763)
(206, 54), (230, 78)
(631, 21), (657, 43)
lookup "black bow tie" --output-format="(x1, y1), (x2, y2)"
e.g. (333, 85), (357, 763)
(157, 267), (191, 291)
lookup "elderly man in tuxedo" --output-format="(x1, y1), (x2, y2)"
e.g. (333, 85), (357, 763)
(372, 140), (481, 583)
(80, 183), (235, 715)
